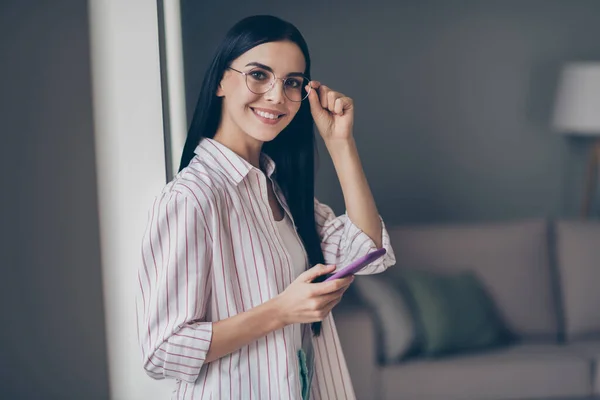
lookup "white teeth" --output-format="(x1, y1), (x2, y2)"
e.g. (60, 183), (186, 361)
(254, 109), (279, 120)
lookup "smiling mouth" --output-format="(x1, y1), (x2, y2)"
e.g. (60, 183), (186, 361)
(250, 107), (285, 120)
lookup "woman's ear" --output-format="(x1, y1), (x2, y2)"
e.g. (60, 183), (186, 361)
(216, 82), (225, 97)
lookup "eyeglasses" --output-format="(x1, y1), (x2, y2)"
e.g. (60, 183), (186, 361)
(227, 67), (312, 102)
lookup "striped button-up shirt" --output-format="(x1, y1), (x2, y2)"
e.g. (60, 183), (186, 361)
(137, 138), (396, 399)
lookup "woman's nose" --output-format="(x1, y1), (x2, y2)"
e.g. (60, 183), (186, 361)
(263, 79), (286, 103)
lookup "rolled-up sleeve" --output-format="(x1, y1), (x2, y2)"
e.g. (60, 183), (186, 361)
(137, 191), (213, 383)
(314, 198), (396, 274)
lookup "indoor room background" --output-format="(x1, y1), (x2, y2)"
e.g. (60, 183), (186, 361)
(2, 0), (600, 399)
(180, 0), (600, 223)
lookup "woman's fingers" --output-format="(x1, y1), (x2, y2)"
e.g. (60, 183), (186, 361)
(312, 275), (353, 296)
(324, 285), (348, 302)
(315, 282), (350, 304)
(310, 82), (351, 116)
(299, 263), (336, 283)
(318, 85), (329, 109)
(327, 90), (339, 112)
(315, 291), (346, 320)
(318, 86), (346, 115)
(334, 97), (344, 115)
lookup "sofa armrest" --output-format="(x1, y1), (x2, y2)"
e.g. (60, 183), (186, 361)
(333, 290), (381, 400)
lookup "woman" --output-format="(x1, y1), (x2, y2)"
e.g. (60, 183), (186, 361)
(137, 15), (395, 400)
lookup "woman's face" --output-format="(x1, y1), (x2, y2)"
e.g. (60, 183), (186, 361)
(217, 40), (307, 143)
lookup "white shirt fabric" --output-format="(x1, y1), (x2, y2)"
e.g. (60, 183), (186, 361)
(275, 213), (307, 278)
(136, 138), (396, 399)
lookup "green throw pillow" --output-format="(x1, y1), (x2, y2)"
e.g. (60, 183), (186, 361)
(398, 269), (510, 357)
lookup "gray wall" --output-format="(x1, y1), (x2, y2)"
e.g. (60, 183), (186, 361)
(0, 1), (109, 399)
(180, 0), (600, 224)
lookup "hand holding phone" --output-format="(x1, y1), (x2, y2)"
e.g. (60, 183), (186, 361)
(324, 248), (386, 282)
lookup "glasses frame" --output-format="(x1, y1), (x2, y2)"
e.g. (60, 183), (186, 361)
(227, 66), (312, 102)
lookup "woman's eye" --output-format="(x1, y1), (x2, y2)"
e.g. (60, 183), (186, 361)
(249, 70), (269, 81)
(285, 79), (301, 89)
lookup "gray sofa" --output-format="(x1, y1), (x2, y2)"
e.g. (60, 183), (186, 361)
(333, 219), (600, 400)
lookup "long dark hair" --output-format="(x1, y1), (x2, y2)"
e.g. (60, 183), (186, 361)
(179, 15), (327, 336)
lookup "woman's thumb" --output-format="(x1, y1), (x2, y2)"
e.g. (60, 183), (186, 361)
(302, 264), (335, 282)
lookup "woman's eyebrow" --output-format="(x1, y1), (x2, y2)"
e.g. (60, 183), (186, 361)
(244, 62), (305, 77)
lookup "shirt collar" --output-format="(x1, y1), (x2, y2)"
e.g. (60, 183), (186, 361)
(193, 138), (276, 185)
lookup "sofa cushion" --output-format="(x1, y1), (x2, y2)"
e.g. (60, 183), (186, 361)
(555, 221), (600, 340)
(398, 268), (510, 356)
(387, 220), (558, 339)
(353, 274), (417, 363)
(380, 343), (593, 400)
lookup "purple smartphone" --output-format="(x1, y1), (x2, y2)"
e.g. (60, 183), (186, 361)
(324, 248), (387, 282)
